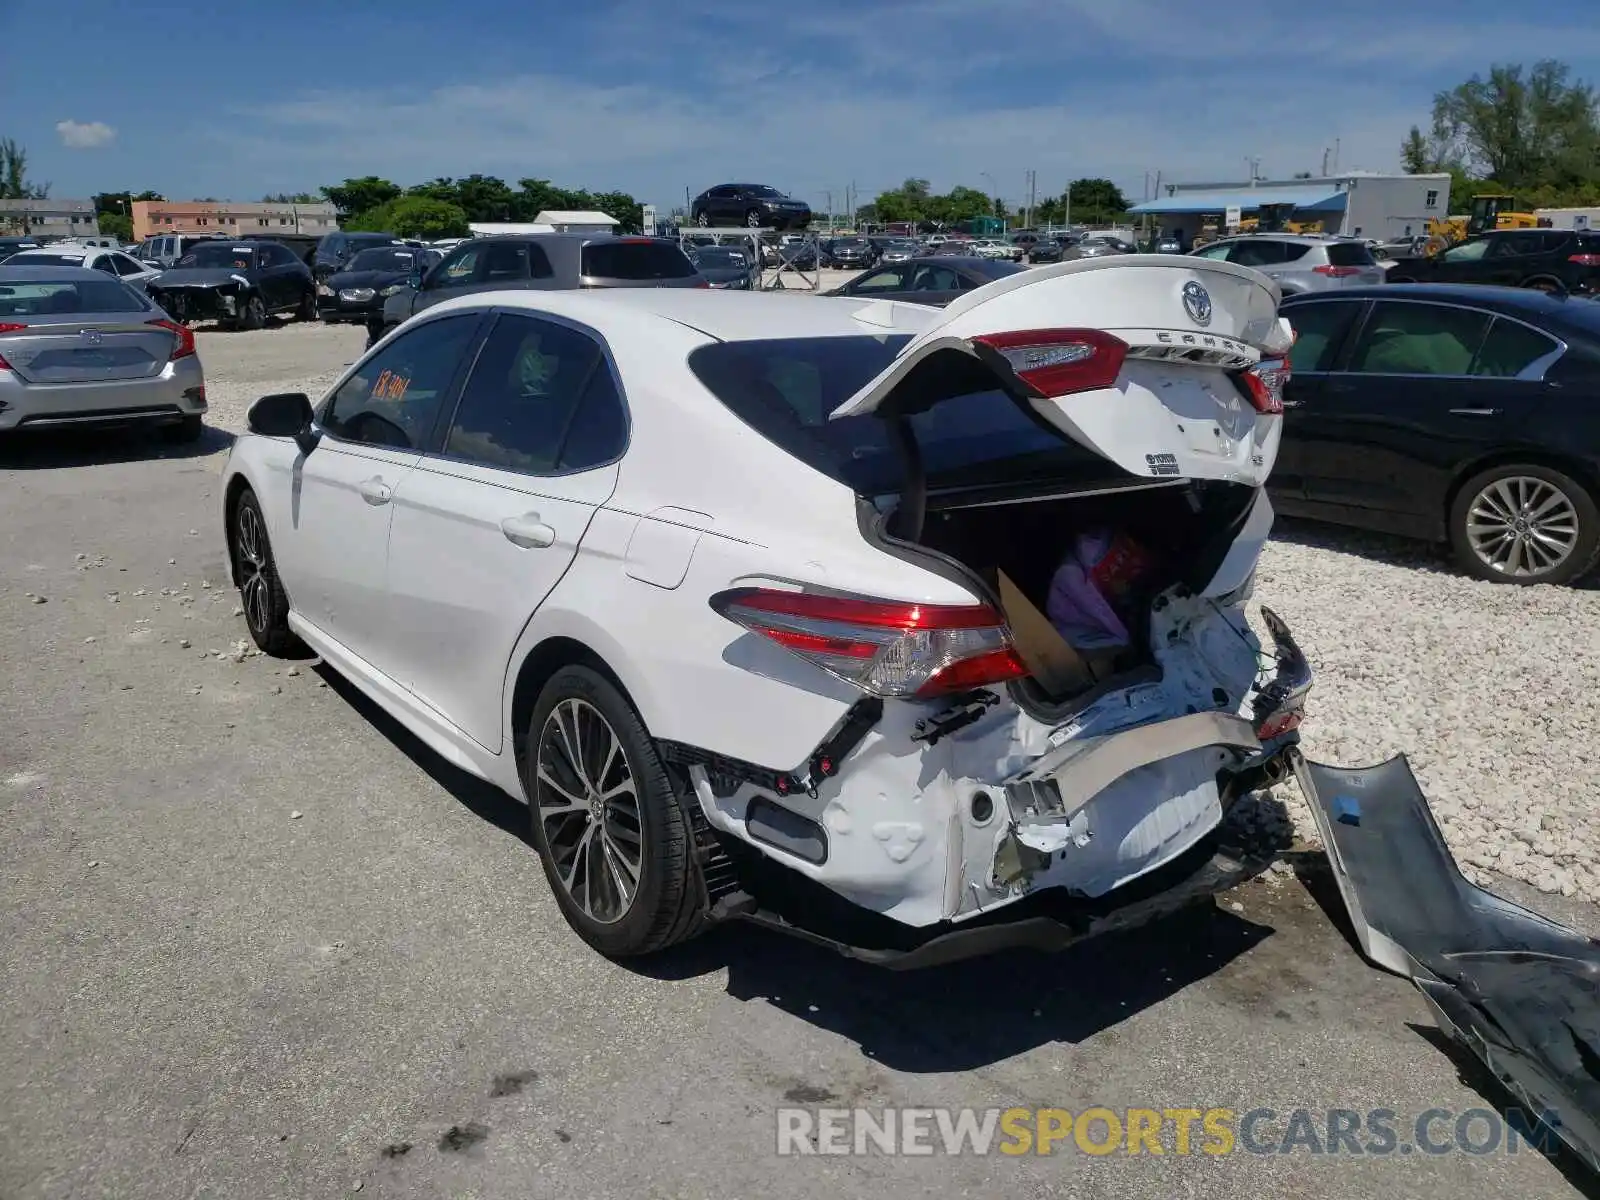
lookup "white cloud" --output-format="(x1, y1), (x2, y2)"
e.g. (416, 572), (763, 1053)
(211, 3), (1600, 208)
(56, 119), (116, 150)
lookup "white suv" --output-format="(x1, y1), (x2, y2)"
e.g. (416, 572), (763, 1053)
(221, 256), (1308, 965)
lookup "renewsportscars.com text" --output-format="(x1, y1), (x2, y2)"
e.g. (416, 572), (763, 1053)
(775, 1105), (1562, 1158)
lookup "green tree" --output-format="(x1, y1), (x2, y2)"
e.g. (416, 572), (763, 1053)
(1033, 196), (1064, 226)
(321, 175), (401, 219)
(0, 138), (48, 200)
(262, 191), (320, 203)
(1425, 60), (1600, 191)
(1067, 178), (1130, 224)
(98, 212), (133, 241)
(346, 195), (469, 239)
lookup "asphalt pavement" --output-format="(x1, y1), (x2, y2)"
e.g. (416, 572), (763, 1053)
(2, 366), (1597, 1198)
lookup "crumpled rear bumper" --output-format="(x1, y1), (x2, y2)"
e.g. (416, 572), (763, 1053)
(1295, 750), (1600, 1175)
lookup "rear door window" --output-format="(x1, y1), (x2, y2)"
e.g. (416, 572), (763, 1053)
(441, 313), (621, 474)
(1226, 241), (1289, 267)
(580, 240), (696, 281)
(1345, 301), (1491, 376)
(909, 264), (963, 292)
(322, 314), (480, 449)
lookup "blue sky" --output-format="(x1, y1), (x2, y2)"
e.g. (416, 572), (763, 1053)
(4, 0), (1598, 212)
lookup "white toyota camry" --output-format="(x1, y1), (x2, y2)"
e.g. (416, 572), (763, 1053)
(222, 256), (1312, 965)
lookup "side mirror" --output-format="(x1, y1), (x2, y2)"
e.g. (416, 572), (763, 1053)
(407, 265), (424, 290)
(247, 392), (319, 454)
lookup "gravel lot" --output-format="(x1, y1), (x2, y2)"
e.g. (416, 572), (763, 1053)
(4, 318), (1597, 1199)
(194, 318), (1600, 904)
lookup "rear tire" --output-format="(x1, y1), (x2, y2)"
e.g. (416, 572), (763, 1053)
(745, 209), (763, 228)
(524, 666), (706, 958)
(161, 414), (203, 444)
(694, 211), (710, 227)
(231, 489), (299, 655)
(1448, 463), (1599, 585)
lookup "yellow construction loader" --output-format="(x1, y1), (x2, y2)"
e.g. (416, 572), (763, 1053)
(1422, 194), (1538, 254)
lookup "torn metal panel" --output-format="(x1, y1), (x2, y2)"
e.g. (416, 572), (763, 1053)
(1296, 751), (1600, 1176)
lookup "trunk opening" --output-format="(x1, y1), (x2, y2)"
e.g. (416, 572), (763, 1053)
(878, 477), (1259, 714)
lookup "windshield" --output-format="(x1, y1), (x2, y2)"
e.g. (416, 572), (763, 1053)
(688, 335), (1098, 495)
(180, 244), (258, 269)
(346, 248), (419, 272)
(691, 248), (747, 268)
(0, 278), (151, 316)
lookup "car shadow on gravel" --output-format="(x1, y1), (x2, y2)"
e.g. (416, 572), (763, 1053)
(0, 423), (234, 469)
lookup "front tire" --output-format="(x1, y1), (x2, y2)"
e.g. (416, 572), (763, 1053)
(231, 489), (299, 654)
(745, 208), (763, 228)
(297, 289), (316, 320)
(239, 295), (266, 331)
(1449, 464), (1599, 585)
(525, 666), (705, 958)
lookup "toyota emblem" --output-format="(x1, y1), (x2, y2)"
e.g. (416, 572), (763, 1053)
(1182, 281), (1213, 327)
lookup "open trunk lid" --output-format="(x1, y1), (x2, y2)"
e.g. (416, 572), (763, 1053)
(829, 255), (1292, 487)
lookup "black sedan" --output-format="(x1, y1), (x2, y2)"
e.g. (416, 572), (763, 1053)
(318, 246), (440, 324)
(1274, 284), (1600, 584)
(825, 256), (1027, 307)
(690, 183), (812, 230)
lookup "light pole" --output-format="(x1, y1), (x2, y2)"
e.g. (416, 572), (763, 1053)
(980, 171), (998, 228)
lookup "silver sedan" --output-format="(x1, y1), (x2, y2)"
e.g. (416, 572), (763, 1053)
(0, 266), (208, 441)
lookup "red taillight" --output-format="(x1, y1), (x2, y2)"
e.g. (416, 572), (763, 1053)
(147, 317), (195, 361)
(1313, 264), (1362, 277)
(1241, 357), (1290, 415)
(1257, 708), (1304, 740)
(710, 587), (1028, 699)
(1569, 254), (1600, 267)
(0, 321), (25, 370)
(693, 279), (710, 288)
(970, 328), (1127, 399)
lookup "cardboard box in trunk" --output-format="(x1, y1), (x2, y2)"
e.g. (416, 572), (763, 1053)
(994, 569), (1115, 698)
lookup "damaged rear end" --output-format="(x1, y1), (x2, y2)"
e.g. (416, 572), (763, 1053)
(694, 256), (1312, 963)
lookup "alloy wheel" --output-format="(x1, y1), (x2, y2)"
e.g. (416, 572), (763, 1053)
(535, 698), (644, 925)
(1465, 476), (1580, 579)
(235, 503), (271, 633)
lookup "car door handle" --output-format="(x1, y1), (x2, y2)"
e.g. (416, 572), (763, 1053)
(357, 477), (393, 505)
(1280, 399), (1304, 408)
(501, 513), (556, 548)
(1448, 407), (1501, 417)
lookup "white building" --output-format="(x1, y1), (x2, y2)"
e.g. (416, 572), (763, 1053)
(1130, 172), (1452, 243)
(0, 198), (100, 238)
(532, 210), (620, 234)
(1535, 207), (1600, 230)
